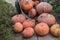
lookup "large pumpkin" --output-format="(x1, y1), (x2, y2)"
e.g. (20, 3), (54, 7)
(38, 13), (56, 26)
(11, 14), (26, 23)
(50, 24), (60, 37)
(28, 8), (37, 17)
(23, 19), (35, 28)
(22, 27), (34, 37)
(34, 23), (49, 36)
(36, 2), (53, 14)
(14, 22), (23, 32)
(20, 0), (34, 11)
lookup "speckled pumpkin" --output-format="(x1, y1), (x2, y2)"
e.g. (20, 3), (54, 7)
(50, 24), (60, 37)
(14, 22), (23, 32)
(36, 2), (53, 14)
(38, 13), (56, 26)
(23, 19), (35, 28)
(34, 23), (49, 36)
(28, 8), (37, 17)
(11, 14), (26, 23)
(22, 27), (34, 37)
(20, 0), (34, 11)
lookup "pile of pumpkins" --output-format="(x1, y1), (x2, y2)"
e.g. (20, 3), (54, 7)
(11, 0), (60, 38)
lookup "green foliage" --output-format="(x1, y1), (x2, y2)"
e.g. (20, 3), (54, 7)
(0, 0), (17, 40)
(46, 0), (60, 13)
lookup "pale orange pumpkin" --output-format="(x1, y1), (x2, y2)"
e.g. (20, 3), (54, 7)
(11, 14), (26, 24)
(28, 8), (37, 17)
(20, 0), (34, 11)
(36, 2), (53, 14)
(14, 22), (23, 32)
(38, 13), (56, 26)
(34, 23), (49, 36)
(50, 24), (60, 37)
(22, 27), (34, 37)
(23, 19), (35, 28)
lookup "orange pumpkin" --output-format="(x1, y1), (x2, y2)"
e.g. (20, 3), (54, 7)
(23, 19), (35, 28)
(28, 8), (37, 17)
(36, 2), (53, 14)
(50, 24), (60, 37)
(20, 0), (34, 11)
(22, 27), (34, 37)
(11, 14), (26, 24)
(14, 22), (23, 32)
(38, 13), (56, 26)
(34, 23), (49, 36)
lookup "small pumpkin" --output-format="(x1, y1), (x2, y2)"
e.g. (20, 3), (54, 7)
(34, 23), (49, 36)
(20, 0), (34, 11)
(23, 19), (35, 28)
(28, 8), (37, 17)
(22, 27), (34, 37)
(14, 22), (23, 32)
(50, 24), (60, 37)
(36, 2), (53, 14)
(38, 13), (56, 26)
(11, 14), (26, 23)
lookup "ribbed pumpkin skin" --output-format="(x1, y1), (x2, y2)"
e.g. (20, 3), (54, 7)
(36, 2), (53, 14)
(11, 14), (26, 24)
(28, 8), (37, 17)
(22, 27), (34, 37)
(14, 22), (23, 32)
(50, 24), (60, 37)
(34, 23), (49, 36)
(38, 13), (56, 26)
(20, 0), (34, 11)
(23, 19), (35, 28)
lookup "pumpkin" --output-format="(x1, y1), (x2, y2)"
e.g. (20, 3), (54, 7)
(22, 27), (34, 37)
(28, 8), (37, 17)
(34, 1), (39, 6)
(34, 23), (49, 36)
(50, 24), (60, 37)
(23, 19), (35, 28)
(11, 14), (26, 23)
(36, 2), (53, 14)
(14, 22), (23, 32)
(20, 0), (34, 11)
(38, 13), (56, 26)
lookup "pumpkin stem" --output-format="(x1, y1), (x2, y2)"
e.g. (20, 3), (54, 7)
(26, 0), (29, 4)
(40, 16), (43, 18)
(41, 25), (44, 27)
(16, 15), (19, 17)
(40, 16), (46, 18)
(41, 25), (45, 29)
